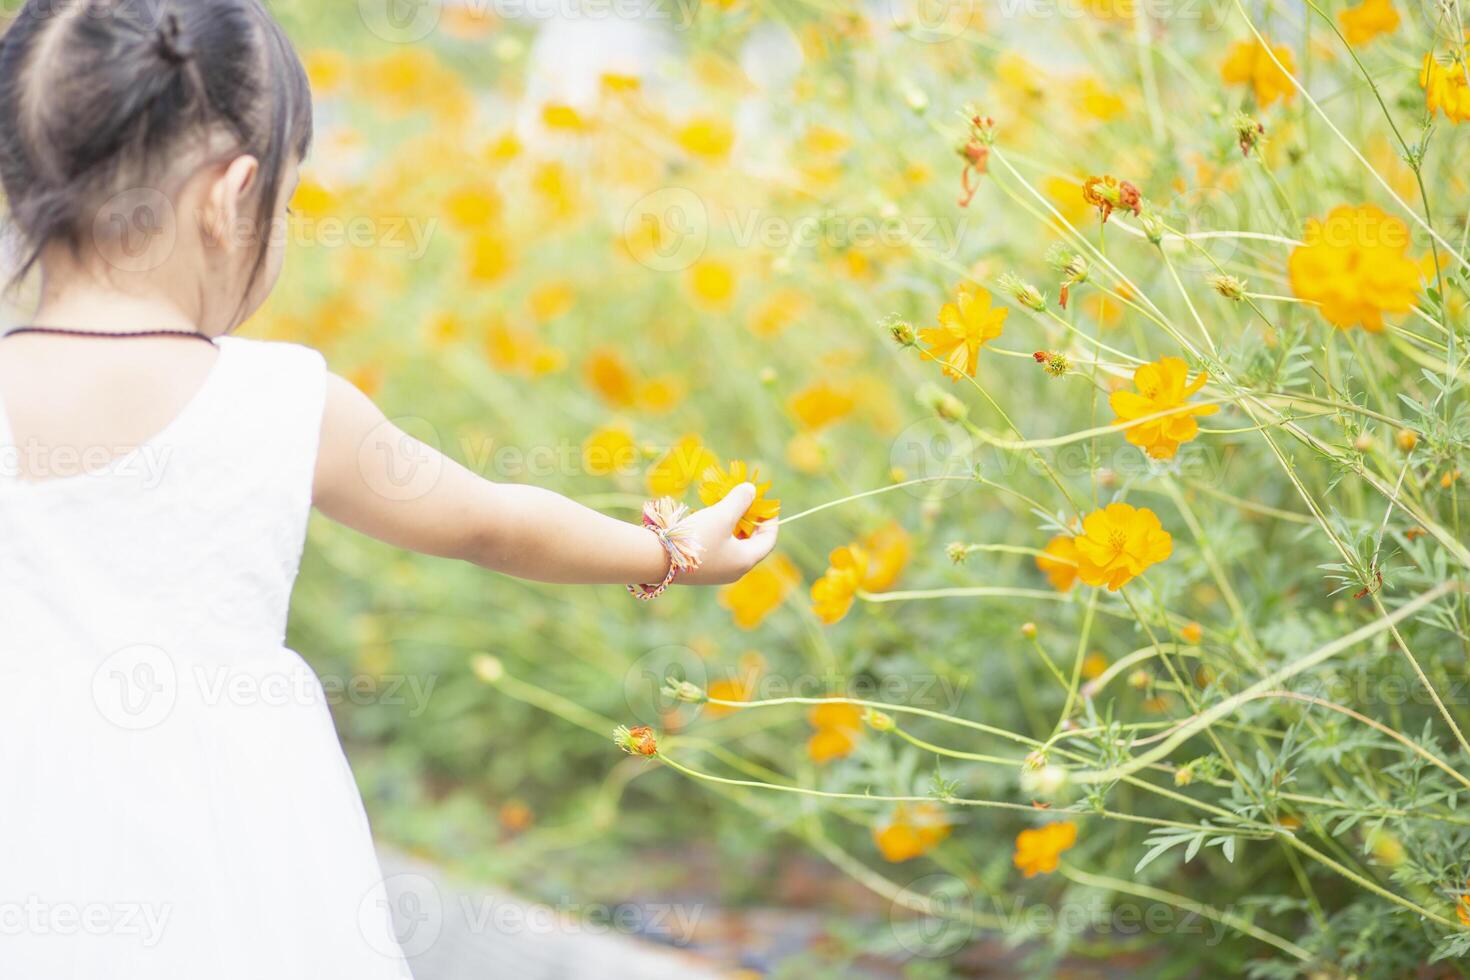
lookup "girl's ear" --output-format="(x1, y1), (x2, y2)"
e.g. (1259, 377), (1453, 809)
(202, 154), (261, 250)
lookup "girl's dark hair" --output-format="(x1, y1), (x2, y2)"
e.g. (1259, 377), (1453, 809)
(0, 0), (313, 291)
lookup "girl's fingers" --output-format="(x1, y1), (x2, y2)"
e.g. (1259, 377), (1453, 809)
(708, 482), (757, 537)
(742, 520), (778, 563)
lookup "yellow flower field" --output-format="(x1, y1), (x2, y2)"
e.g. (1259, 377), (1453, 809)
(205, 1), (1470, 972)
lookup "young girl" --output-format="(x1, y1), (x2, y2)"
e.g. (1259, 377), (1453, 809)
(0, 1), (776, 975)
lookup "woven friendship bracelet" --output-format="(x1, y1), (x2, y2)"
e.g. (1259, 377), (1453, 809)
(627, 498), (703, 600)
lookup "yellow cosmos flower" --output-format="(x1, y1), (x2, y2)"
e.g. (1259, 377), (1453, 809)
(747, 288), (806, 338)
(1072, 503), (1173, 591)
(542, 103), (589, 132)
(647, 436), (718, 498)
(718, 554), (800, 630)
(1036, 534), (1080, 592)
(1044, 176), (1092, 228)
(1013, 821), (1078, 877)
(810, 523), (911, 624)
(676, 116), (735, 160)
(919, 283), (1007, 382)
(786, 432), (827, 475)
(582, 426), (637, 477)
(698, 460), (780, 538)
(1109, 356), (1219, 460)
(807, 701), (863, 764)
(788, 381), (856, 431)
(1288, 205), (1421, 332)
(1072, 76), (1125, 122)
(635, 377), (684, 415)
(291, 178), (337, 220)
(872, 803), (952, 863)
(1456, 876), (1470, 927)
(465, 231), (513, 284)
(442, 184), (502, 231)
(528, 282), (575, 322)
(484, 321), (564, 377)
(1338, 0), (1399, 46)
(810, 545), (868, 624)
(1221, 38), (1297, 107)
(1421, 46), (1470, 123)
(689, 259), (738, 310)
(303, 49), (349, 94)
(532, 161), (577, 220)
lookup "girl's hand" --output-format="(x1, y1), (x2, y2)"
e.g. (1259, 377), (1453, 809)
(315, 374), (779, 587)
(676, 483), (779, 586)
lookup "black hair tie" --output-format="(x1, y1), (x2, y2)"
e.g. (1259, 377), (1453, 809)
(155, 13), (192, 66)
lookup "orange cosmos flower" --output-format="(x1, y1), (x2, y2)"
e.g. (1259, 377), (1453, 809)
(1036, 534), (1080, 592)
(1421, 46), (1470, 123)
(807, 701), (863, 764)
(698, 460), (780, 538)
(1221, 38), (1297, 106)
(584, 348), (638, 407)
(860, 522), (912, 592)
(1338, 0), (1399, 46)
(1457, 877), (1470, 926)
(1288, 205), (1421, 332)
(873, 803), (953, 863)
(703, 653), (764, 719)
(1109, 356), (1219, 460)
(919, 283), (1007, 381)
(810, 523), (912, 624)
(810, 545), (868, 624)
(718, 554), (801, 630)
(1014, 821), (1078, 877)
(1072, 503), (1173, 591)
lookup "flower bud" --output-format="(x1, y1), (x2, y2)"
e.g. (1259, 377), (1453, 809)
(1208, 274), (1247, 302)
(1019, 762), (1070, 797)
(1020, 622), (1038, 639)
(998, 272), (1046, 312)
(472, 655), (505, 684)
(662, 679), (706, 704)
(863, 709), (895, 733)
(884, 313), (917, 347)
(1396, 428), (1418, 452)
(613, 724), (658, 756)
(946, 542), (969, 564)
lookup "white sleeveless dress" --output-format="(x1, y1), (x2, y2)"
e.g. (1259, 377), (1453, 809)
(0, 338), (411, 978)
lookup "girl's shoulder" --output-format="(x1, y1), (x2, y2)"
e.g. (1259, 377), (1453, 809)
(215, 335), (327, 374)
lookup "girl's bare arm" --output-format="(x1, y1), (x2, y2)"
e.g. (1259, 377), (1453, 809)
(312, 374), (776, 586)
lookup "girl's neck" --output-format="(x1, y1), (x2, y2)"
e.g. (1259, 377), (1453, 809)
(30, 276), (200, 336)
